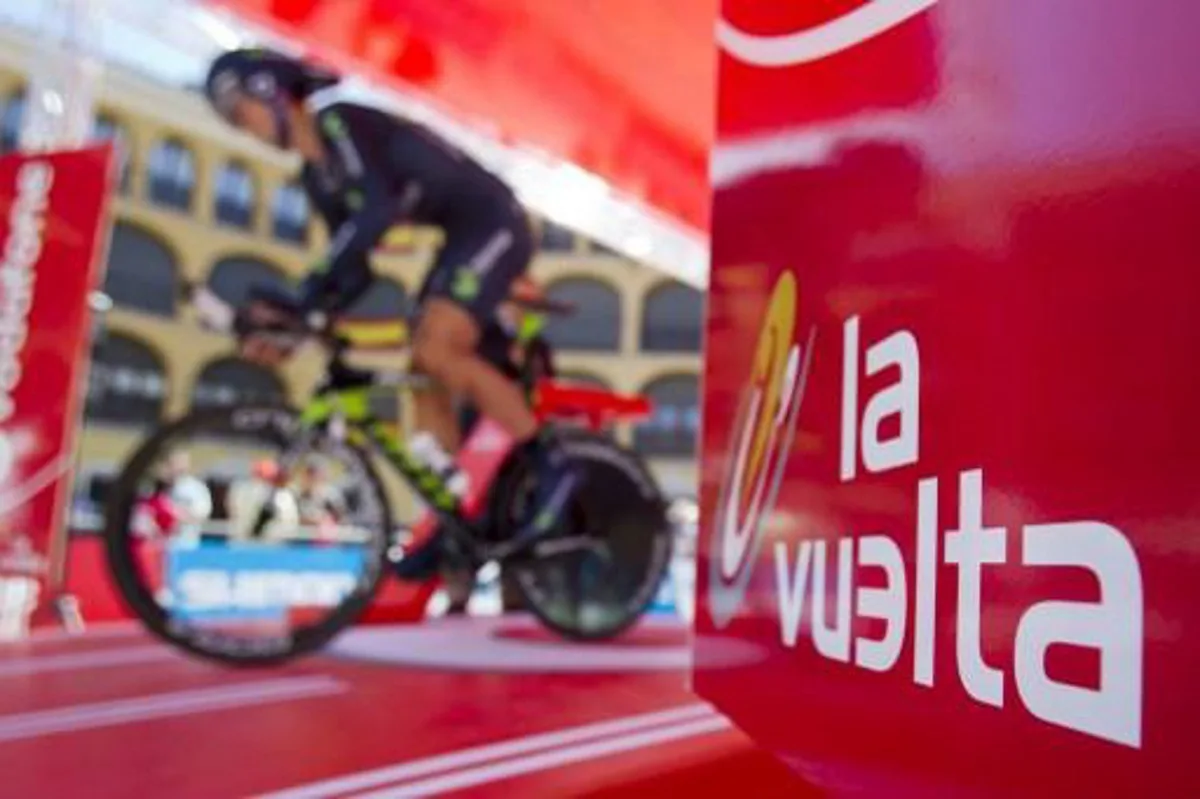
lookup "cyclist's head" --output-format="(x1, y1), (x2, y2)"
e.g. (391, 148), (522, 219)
(205, 47), (340, 148)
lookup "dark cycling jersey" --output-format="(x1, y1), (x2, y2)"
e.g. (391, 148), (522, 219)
(296, 102), (532, 323)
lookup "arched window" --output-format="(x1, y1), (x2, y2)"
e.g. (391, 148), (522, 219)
(272, 182), (310, 244)
(640, 281), (705, 352)
(104, 222), (178, 316)
(85, 333), (167, 427)
(92, 113), (132, 192)
(634, 374), (700, 458)
(539, 220), (577, 252)
(544, 277), (622, 351)
(147, 138), (196, 211)
(192, 358), (286, 410)
(0, 91), (26, 153)
(208, 256), (292, 306)
(348, 277), (408, 318)
(214, 161), (257, 229)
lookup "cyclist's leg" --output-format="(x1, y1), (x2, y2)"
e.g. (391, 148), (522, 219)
(407, 302), (464, 455)
(413, 299), (535, 438)
(394, 309), (527, 583)
(411, 214), (580, 535)
(434, 324), (522, 601)
(408, 211), (534, 437)
(409, 272), (518, 452)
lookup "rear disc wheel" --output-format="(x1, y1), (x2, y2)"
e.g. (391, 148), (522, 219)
(491, 430), (672, 641)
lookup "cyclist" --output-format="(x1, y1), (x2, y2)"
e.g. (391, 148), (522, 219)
(203, 47), (580, 575)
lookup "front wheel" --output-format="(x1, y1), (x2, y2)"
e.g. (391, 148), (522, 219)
(103, 404), (392, 666)
(488, 429), (673, 641)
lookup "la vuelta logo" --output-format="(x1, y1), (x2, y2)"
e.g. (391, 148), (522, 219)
(707, 271), (814, 628)
(718, 0), (940, 67)
(758, 305), (1142, 748)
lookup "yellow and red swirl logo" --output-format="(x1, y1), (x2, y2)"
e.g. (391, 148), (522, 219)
(737, 272), (797, 522)
(708, 271), (812, 627)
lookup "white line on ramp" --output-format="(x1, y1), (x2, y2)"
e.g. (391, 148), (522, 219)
(0, 645), (181, 678)
(354, 715), (733, 798)
(260, 703), (720, 799)
(0, 675), (346, 743)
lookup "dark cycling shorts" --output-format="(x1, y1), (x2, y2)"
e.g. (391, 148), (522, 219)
(414, 202), (533, 328)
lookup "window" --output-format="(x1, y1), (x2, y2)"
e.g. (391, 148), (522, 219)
(104, 223), (178, 317)
(147, 139), (196, 211)
(214, 161), (256, 229)
(348, 277), (408, 318)
(544, 278), (622, 351)
(208, 256), (292, 306)
(539, 220), (577, 252)
(640, 281), (704, 352)
(634, 375), (700, 458)
(92, 113), (131, 192)
(85, 333), (167, 427)
(272, 182), (310, 244)
(1, 91), (26, 153)
(192, 358), (286, 410)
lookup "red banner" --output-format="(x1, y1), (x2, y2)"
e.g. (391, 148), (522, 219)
(0, 145), (114, 638)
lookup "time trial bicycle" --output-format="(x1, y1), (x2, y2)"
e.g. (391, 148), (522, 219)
(102, 286), (673, 665)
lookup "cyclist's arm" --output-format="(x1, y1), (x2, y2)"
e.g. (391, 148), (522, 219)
(297, 108), (425, 318)
(305, 171), (350, 233)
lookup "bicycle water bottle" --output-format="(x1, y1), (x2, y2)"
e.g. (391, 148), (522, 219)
(410, 432), (470, 498)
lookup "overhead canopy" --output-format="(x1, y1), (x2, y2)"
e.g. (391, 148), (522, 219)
(203, 0), (718, 286)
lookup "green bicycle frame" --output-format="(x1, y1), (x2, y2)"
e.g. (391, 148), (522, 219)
(297, 384), (467, 519)
(292, 313), (547, 541)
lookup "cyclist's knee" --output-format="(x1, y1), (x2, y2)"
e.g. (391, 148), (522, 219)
(412, 336), (472, 392)
(412, 300), (484, 389)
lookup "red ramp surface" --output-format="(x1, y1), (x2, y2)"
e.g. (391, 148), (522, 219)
(0, 616), (805, 797)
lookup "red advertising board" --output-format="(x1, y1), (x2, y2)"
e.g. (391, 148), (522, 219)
(0, 146), (113, 637)
(697, 0), (1199, 795)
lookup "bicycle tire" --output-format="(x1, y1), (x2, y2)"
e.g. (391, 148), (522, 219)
(487, 428), (673, 641)
(103, 404), (392, 666)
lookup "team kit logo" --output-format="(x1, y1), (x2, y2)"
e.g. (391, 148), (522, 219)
(718, 0), (940, 66)
(707, 271), (814, 628)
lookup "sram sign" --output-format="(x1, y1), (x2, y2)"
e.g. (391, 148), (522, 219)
(718, 0), (940, 66)
(165, 542), (365, 622)
(708, 277), (1146, 749)
(175, 569), (357, 614)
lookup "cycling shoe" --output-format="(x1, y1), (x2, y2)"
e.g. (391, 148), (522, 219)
(390, 529), (446, 582)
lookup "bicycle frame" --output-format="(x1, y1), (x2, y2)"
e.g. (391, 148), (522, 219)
(292, 358), (656, 563)
(298, 380), (470, 519)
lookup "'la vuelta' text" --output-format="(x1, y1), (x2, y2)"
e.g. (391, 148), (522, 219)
(774, 317), (1143, 748)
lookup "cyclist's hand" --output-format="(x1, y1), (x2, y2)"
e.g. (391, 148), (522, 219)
(239, 332), (292, 367)
(243, 297), (297, 328)
(235, 298), (305, 366)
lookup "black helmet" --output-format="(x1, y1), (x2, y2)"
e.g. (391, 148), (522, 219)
(204, 47), (340, 145)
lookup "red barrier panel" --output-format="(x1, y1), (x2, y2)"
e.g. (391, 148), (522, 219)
(700, 0), (1200, 795)
(0, 145), (114, 637)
